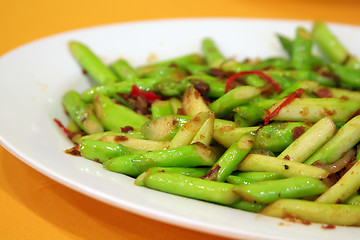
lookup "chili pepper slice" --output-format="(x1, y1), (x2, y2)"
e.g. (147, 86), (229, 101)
(225, 71), (282, 94)
(54, 118), (72, 138)
(263, 88), (305, 125)
(130, 85), (162, 105)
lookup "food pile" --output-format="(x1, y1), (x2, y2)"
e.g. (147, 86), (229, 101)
(57, 21), (360, 227)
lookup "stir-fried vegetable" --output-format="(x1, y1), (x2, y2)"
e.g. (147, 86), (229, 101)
(56, 21), (360, 227)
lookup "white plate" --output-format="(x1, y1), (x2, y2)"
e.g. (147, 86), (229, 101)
(1, 18), (359, 240)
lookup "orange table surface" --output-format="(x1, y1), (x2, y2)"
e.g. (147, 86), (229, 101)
(1, 1), (360, 239)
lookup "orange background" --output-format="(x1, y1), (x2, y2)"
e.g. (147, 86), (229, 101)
(1, 1), (360, 239)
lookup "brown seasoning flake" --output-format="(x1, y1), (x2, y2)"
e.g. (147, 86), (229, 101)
(314, 88), (333, 98)
(218, 125), (235, 133)
(177, 108), (186, 115)
(191, 142), (207, 148)
(321, 224), (336, 229)
(282, 210), (311, 226)
(291, 126), (306, 141)
(65, 146), (82, 156)
(114, 135), (128, 142)
(299, 107), (309, 116)
(321, 108), (336, 117)
(121, 126), (134, 133)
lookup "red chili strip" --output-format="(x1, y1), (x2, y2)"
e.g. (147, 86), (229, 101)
(130, 85), (162, 105)
(53, 118), (71, 138)
(225, 71), (282, 94)
(263, 88), (305, 125)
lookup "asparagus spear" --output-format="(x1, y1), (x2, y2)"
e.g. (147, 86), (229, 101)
(220, 59), (251, 73)
(203, 134), (254, 182)
(304, 115), (360, 165)
(62, 90), (104, 134)
(169, 97), (182, 114)
(209, 86), (261, 118)
(79, 139), (141, 163)
(244, 75), (267, 87)
(66, 119), (82, 134)
(181, 86), (210, 116)
(265, 69), (337, 87)
(229, 200), (265, 213)
(231, 171), (284, 181)
(267, 97), (360, 123)
(144, 66), (188, 81)
(103, 144), (217, 177)
(225, 175), (256, 185)
(315, 159), (360, 204)
(137, 53), (203, 76)
(330, 63), (360, 89)
(190, 113), (214, 147)
(278, 80), (319, 98)
(135, 167), (210, 186)
(151, 100), (174, 119)
(254, 122), (309, 152)
(154, 74), (226, 98)
(233, 99), (279, 126)
(291, 27), (313, 70)
(99, 135), (170, 151)
(72, 129), (144, 144)
(81, 77), (162, 102)
(277, 116), (336, 162)
(94, 94), (149, 130)
(276, 34), (293, 57)
(185, 63), (211, 75)
(169, 112), (210, 148)
(312, 21), (360, 69)
(110, 59), (140, 81)
(261, 199), (360, 226)
(233, 105), (266, 127)
(252, 57), (290, 70)
(181, 75), (226, 98)
(69, 41), (118, 85)
(213, 126), (258, 148)
(136, 171), (240, 205)
(233, 177), (328, 204)
(141, 115), (190, 141)
(238, 154), (329, 179)
(201, 38), (226, 68)
(313, 21), (348, 63)
(214, 122), (309, 152)
(313, 86), (360, 101)
(233, 113), (251, 127)
(345, 195), (360, 206)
